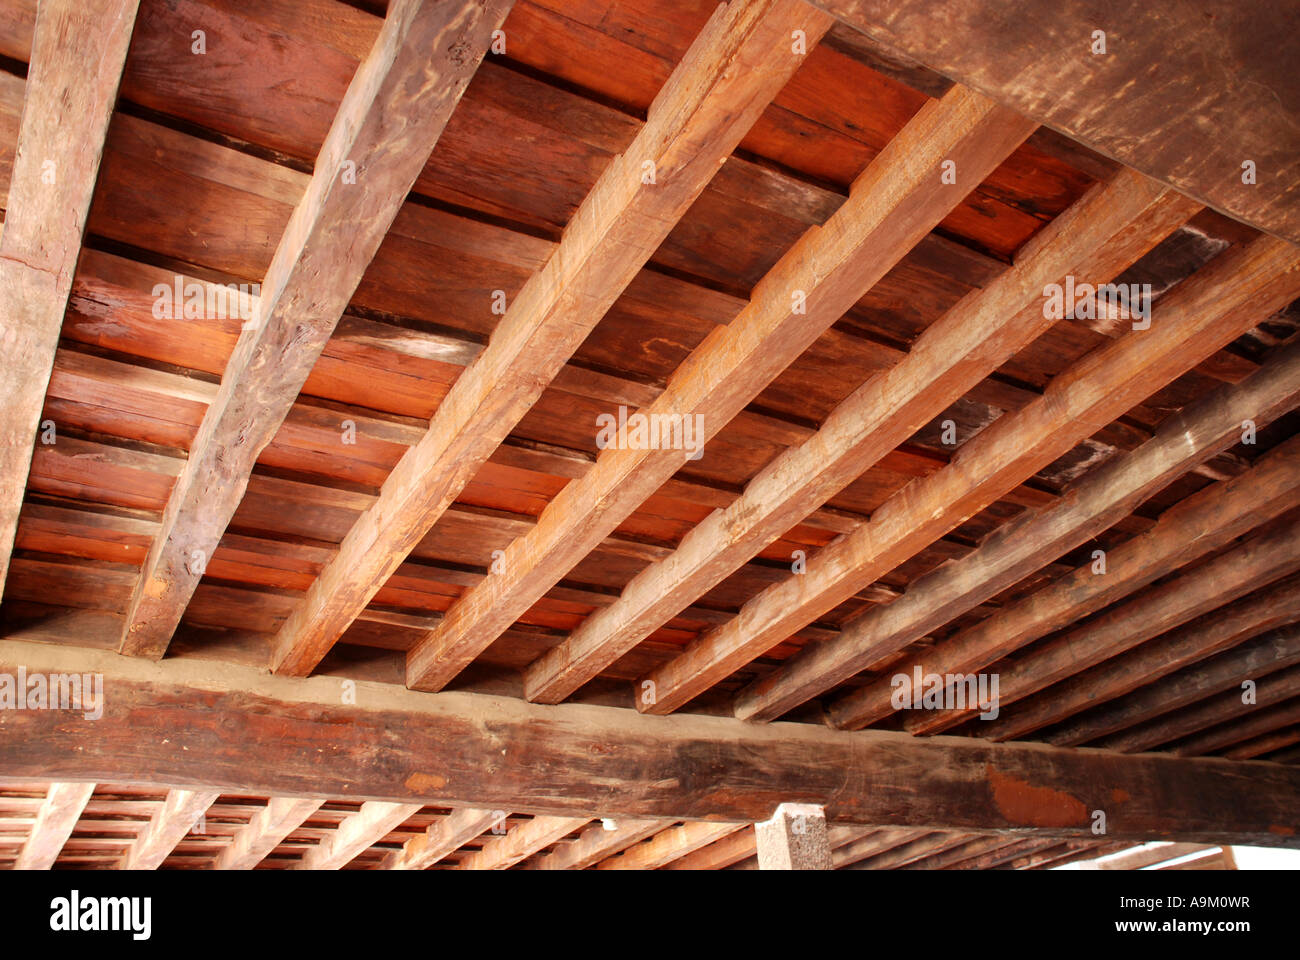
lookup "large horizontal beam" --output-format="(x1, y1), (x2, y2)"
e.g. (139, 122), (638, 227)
(0, 639), (1297, 846)
(806, 0), (1300, 244)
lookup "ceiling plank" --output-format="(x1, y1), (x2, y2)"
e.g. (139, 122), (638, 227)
(214, 796), (324, 870)
(524, 167), (1192, 704)
(752, 333), (1300, 726)
(269, 0), (837, 679)
(596, 821), (744, 870)
(295, 801), (423, 870)
(118, 0), (514, 658)
(120, 788), (219, 870)
(804, 0), (1300, 243)
(642, 234), (1300, 719)
(4, 637), (1299, 846)
(14, 781), (95, 870)
(453, 815), (589, 870)
(380, 806), (501, 870)
(529, 817), (667, 870)
(0, 0), (139, 601)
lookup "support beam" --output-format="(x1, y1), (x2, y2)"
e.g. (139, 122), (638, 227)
(271, 0), (836, 678)
(529, 817), (666, 870)
(525, 166), (1188, 704)
(663, 827), (759, 871)
(121, 789), (219, 870)
(831, 829), (915, 869)
(1079, 843), (1216, 872)
(1006, 589), (1300, 746)
(749, 333), (1300, 725)
(119, 0), (514, 658)
(931, 504), (1300, 737)
(214, 796), (324, 870)
(804, 0), (1300, 243)
(412, 79), (1037, 694)
(755, 803), (831, 869)
(296, 801), (422, 870)
(381, 806), (500, 870)
(597, 821), (744, 870)
(4, 639), (1298, 845)
(0, 0), (139, 599)
(14, 781), (95, 870)
(665, 235), (1300, 719)
(454, 816), (589, 870)
(1047, 620), (1300, 748)
(842, 831), (967, 870)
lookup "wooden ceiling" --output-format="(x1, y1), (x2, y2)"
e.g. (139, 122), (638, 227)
(0, 0), (1298, 869)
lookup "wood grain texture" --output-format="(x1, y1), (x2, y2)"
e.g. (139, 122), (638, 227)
(806, 0), (1300, 243)
(381, 806), (500, 870)
(120, 788), (219, 870)
(271, 0), (836, 679)
(2, 638), (1299, 846)
(295, 800), (422, 870)
(0, 0), (139, 601)
(214, 796), (324, 870)
(14, 781), (95, 870)
(452, 815), (589, 870)
(119, 0), (514, 658)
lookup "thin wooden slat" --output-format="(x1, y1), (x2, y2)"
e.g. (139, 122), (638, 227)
(295, 801), (422, 870)
(524, 167), (1193, 704)
(0, 0), (140, 600)
(14, 781), (95, 870)
(380, 806), (501, 870)
(120, 788), (219, 870)
(751, 334), (1300, 725)
(270, 0), (837, 679)
(453, 816), (589, 870)
(119, 0), (514, 658)
(529, 817), (667, 870)
(596, 821), (744, 870)
(214, 796), (324, 870)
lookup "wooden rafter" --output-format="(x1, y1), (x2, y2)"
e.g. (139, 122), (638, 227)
(0, 0), (139, 600)
(380, 806), (500, 870)
(118, 0), (514, 658)
(269, 0), (836, 679)
(524, 166), (1189, 704)
(295, 801), (422, 870)
(14, 781), (95, 870)
(214, 796), (324, 871)
(453, 815), (589, 870)
(529, 817), (667, 870)
(596, 821), (744, 869)
(120, 788), (219, 870)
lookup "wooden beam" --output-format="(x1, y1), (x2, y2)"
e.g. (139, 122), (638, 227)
(1047, 621), (1300, 748)
(919, 486), (1300, 736)
(1079, 843), (1216, 872)
(747, 333), (1300, 724)
(524, 166), (1187, 704)
(453, 815), (589, 870)
(529, 817), (667, 870)
(120, 788), (219, 870)
(5, 640), (1300, 845)
(597, 821), (745, 870)
(804, 0), (1300, 243)
(1004, 591), (1300, 746)
(405, 83), (1039, 696)
(657, 235), (1300, 719)
(295, 801), (422, 870)
(214, 796), (324, 870)
(841, 832), (967, 870)
(0, 0), (139, 600)
(14, 781), (95, 870)
(119, 0), (514, 658)
(270, 0), (836, 679)
(380, 806), (500, 870)
(662, 826), (759, 871)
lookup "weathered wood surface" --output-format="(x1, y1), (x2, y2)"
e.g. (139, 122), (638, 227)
(120, 788), (219, 870)
(295, 800), (422, 870)
(1, 639), (1298, 846)
(14, 781), (95, 870)
(805, 0), (1300, 243)
(119, 0), (514, 658)
(214, 796), (324, 870)
(0, 0), (139, 601)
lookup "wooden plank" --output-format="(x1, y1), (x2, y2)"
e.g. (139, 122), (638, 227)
(416, 82), (1038, 694)
(907, 449), (1300, 736)
(840, 831), (965, 870)
(4, 639), (1300, 845)
(597, 821), (744, 870)
(270, 0), (837, 679)
(119, 0), (514, 658)
(529, 817), (667, 870)
(1079, 843), (1216, 872)
(120, 788), (219, 870)
(662, 826), (758, 871)
(804, 0), (1300, 243)
(667, 234), (1300, 721)
(14, 781), (95, 870)
(381, 806), (500, 870)
(453, 815), (589, 870)
(214, 796), (324, 870)
(524, 168), (1192, 704)
(295, 801), (422, 870)
(749, 333), (1300, 725)
(0, 0), (139, 600)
